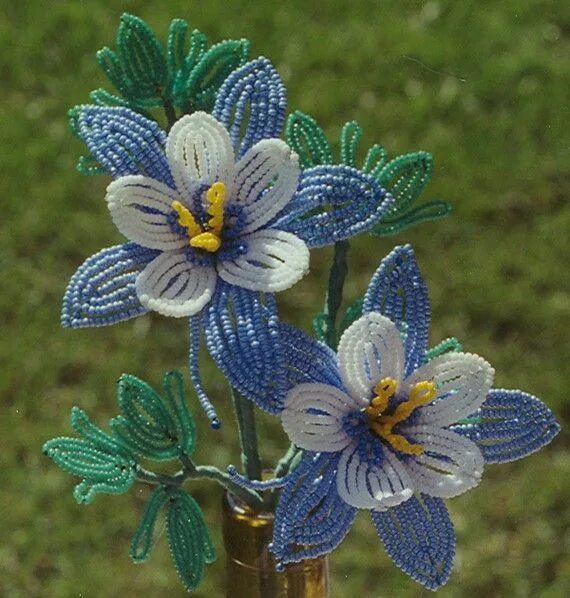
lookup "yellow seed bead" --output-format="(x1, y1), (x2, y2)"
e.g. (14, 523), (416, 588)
(190, 232), (222, 253)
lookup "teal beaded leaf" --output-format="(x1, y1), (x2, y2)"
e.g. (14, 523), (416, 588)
(92, 13), (250, 118)
(426, 337), (464, 361)
(130, 485), (171, 563)
(312, 312), (329, 344)
(110, 371), (196, 461)
(285, 111), (333, 169)
(338, 297), (364, 337)
(370, 152), (452, 236)
(340, 120), (362, 168)
(166, 488), (216, 592)
(42, 407), (136, 504)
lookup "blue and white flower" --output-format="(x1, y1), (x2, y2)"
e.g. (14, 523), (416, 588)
(62, 58), (393, 416)
(271, 244), (560, 590)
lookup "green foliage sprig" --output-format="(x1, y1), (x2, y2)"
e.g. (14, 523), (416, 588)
(43, 371), (262, 592)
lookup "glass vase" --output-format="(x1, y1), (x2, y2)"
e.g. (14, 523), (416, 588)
(222, 492), (330, 598)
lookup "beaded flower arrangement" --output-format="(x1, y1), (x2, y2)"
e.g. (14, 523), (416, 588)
(45, 14), (560, 594)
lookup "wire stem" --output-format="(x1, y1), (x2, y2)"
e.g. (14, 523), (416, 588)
(325, 240), (350, 348)
(231, 387), (262, 481)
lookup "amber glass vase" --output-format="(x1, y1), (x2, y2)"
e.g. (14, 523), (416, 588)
(221, 493), (330, 598)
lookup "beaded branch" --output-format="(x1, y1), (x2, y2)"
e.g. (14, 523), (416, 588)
(45, 13), (560, 594)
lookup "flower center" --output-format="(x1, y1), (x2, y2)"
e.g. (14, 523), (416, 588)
(171, 182), (226, 253)
(364, 377), (436, 456)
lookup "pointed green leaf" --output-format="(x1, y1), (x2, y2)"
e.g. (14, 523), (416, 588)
(113, 374), (181, 461)
(376, 151), (434, 214)
(172, 29), (209, 108)
(116, 14), (168, 99)
(162, 371), (196, 455)
(426, 337), (463, 361)
(340, 120), (362, 167)
(96, 47), (132, 97)
(167, 19), (189, 79)
(71, 407), (131, 456)
(312, 312), (329, 344)
(285, 111), (333, 169)
(166, 488), (216, 592)
(362, 143), (388, 179)
(130, 486), (171, 562)
(76, 154), (107, 176)
(186, 39), (250, 111)
(372, 199), (452, 236)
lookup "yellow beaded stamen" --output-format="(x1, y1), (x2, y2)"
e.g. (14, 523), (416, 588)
(171, 181), (226, 253)
(364, 378), (437, 456)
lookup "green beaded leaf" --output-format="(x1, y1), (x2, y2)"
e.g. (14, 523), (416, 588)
(111, 374), (184, 461)
(171, 29), (209, 109)
(43, 408), (136, 504)
(339, 297), (364, 337)
(312, 312), (329, 344)
(115, 14), (168, 101)
(130, 485), (171, 563)
(362, 144), (389, 179)
(185, 39), (251, 111)
(371, 151), (452, 236)
(167, 19), (189, 80)
(285, 111), (333, 169)
(162, 371), (196, 455)
(166, 488), (216, 592)
(340, 121), (363, 168)
(426, 337), (464, 361)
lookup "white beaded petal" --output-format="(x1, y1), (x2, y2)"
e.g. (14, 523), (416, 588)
(337, 313), (405, 404)
(232, 139), (300, 234)
(336, 442), (414, 510)
(217, 229), (309, 292)
(106, 175), (186, 251)
(281, 383), (359, 452)
(402, 425), (484, 498)
(135, 251), (216, 317)
(166, 112), (234, 199)
(403, 352), (495, 426)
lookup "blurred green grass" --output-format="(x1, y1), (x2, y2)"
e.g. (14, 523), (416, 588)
(1, 0), (568, 596)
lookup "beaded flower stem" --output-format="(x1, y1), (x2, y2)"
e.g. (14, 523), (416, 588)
(325, 240), (350, 349)
(231, 387), (262, 481)
(135, 455), (264, 508)
(162, 97), (178, 130)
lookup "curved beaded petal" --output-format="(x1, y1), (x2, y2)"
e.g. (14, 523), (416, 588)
(62, 243), (158, 328)
(451, 389), (561, 463)
(274, 165), (392, 248)
(217, 229), (309, 293)
(278, 323), (343, 391)
(213, 57), (287, 159)
(202, 281), (286, 414)
(69, 105), (174, 185)
(363, 244), (430, 376)
(271, 452), (357, 564)
(371, 494), (455, 591)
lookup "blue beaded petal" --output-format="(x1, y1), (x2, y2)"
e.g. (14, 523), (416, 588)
(363, 244), (430, 376)
(201, 281), (286, 414)
(271, 452), (357, 564)
(279, 323), (342, 391)
(213, 57), (287, 159)
(62, 243), (159, 328)
(274, 165), (393, 248)
(451, 389), (561, 463)
(70, 105), (174, 185)
(371, 494), (456, 591)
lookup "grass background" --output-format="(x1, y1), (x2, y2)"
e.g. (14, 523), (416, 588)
(1, 0), (568, 596)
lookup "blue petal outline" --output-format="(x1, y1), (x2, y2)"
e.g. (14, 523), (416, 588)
(372, 494), (456, 591)
(213, 58), (287, 158)
(279, 323), (342, 391)
(201, 281), (286, 414)
(271, 452), (357, 564)
(362, 244), (430, 375)
(70, 105), (174, 185)
(274, 165), (393, 248)
(62, 243), (158, 328)
(451, 388), (560, 463)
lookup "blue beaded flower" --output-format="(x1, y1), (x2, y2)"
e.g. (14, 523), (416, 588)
(62, 57), (393, 418)
(270, 244), (560, 590)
